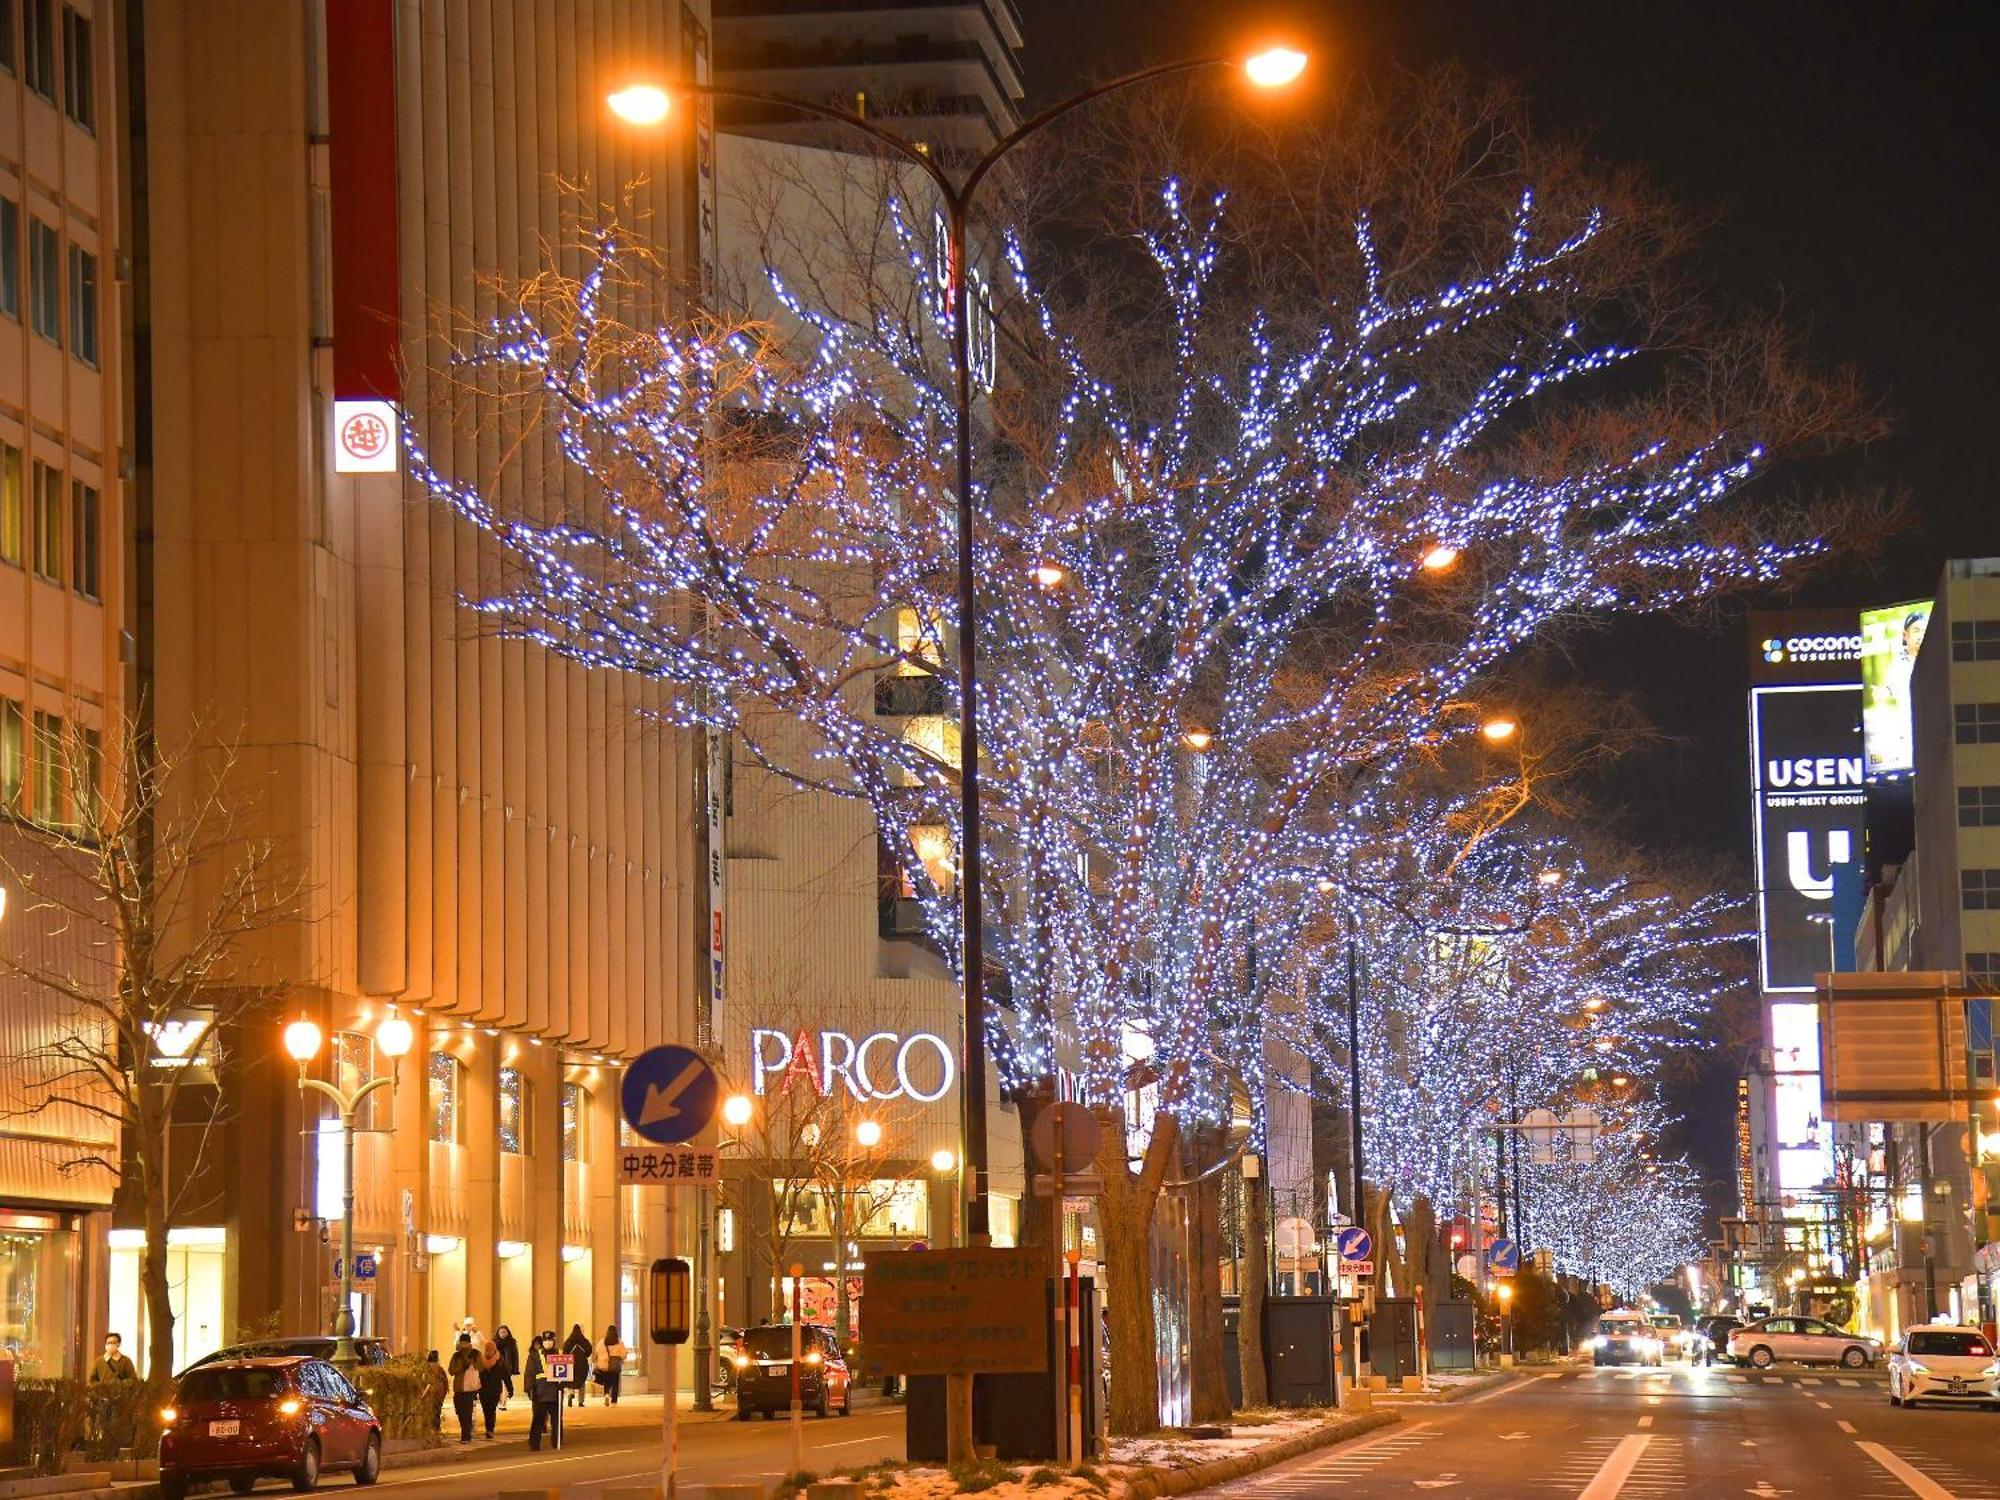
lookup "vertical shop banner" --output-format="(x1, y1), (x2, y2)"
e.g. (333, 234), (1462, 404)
(1858, 600), (1932, 780)
(1750, 684), (1865, 993)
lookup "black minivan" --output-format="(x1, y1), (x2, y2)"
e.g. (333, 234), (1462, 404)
(733, 1323), (853, 1419)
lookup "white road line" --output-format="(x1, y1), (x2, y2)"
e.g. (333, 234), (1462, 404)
(1576, 1435), (1651, 1500)
(1837, 1420), (1858, 1434)
(1468, 1372), (1557, 1403)
(377, 1444), (649, 1488)
(1816, 1400), (1832, 1409)
(1856, 1442), (1957, 1500)
(1636, 1415), (1653, 1428)
(1802, 1377), (1823, 1386)
(1838, 1378), (1860, 1387)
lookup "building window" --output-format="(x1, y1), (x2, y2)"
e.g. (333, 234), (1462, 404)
(30, 709), (64, 825)
(499, 1066), (532, 1154)
(1958, 704), (2000, 745)
(1952, 620), (2000, 663)
(427, 1051), (462, 1145)
(22, 0), (51, 99)
(70, 479), (97, 597)
(1, 0), (15, 74)
(333, 1032), (387, 1131)
(74, 724), (99, 833)
(0, 199), (19, 321)
(1967, 953), (2000, 986)
(1963, 870), (2000, 912)
(65, 245), (95, 364)
(59, 5), (88, 128)
(0, 699), (23, 812)
(0, 442), (21, 563)
(31, 461), (61, 581)
(561, 1083), (588, 1162)
(1959, 786), (2000, 828)
(27, 218), (59, 343)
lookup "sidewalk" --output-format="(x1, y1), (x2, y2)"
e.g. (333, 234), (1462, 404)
(401, 1384), (901, 1455)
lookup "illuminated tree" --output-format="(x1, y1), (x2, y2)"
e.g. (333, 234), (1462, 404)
(418, 126), (1859, 1424)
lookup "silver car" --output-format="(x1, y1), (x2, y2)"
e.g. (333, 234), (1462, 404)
(1725, 1315), (1880, 1369)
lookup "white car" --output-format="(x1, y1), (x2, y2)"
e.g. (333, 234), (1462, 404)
(1888, 1325), (2000, 1409)
(1587, 1313), (1664, 1367)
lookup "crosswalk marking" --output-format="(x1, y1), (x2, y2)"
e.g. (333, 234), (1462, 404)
(1856, 1441), (1958, 1500)
(1576, 1434), (1651, 1500)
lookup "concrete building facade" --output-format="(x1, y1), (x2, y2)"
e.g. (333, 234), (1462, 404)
(117, 0), (714, 1375)
(0, 0), (125, 1379)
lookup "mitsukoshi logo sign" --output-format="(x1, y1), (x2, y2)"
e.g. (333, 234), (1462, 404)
(1750, 684), (1865, 993)
(749, 1027), (956, 1104)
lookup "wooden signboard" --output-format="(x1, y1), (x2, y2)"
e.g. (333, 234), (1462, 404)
(861, 1248), (1048, 1377)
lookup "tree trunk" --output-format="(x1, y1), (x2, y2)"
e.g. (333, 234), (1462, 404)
(1366, 1185), (1396, 1298)
(831, 1193), (852, 1347)
(1186, 1130), (1229, 1424)
(141, 1153), (176, 1387)
(1097, 1108), (1180, 1436)
(1238, 1166), (1268, 1409)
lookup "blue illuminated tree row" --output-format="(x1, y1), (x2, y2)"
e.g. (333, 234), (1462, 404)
(415, 178), (1835, 1428)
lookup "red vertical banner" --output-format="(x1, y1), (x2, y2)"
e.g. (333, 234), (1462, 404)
(325, 0), (402, 400)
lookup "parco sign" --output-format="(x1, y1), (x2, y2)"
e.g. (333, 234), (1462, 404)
(750, 1027), (956, 1104)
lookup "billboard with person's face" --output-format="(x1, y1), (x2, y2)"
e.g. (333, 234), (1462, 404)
(1859, 600), (1933, 780)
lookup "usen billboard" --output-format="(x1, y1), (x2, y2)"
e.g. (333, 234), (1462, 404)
(1859, 600), (1933, 780)
(1750, 684), (1865, 993)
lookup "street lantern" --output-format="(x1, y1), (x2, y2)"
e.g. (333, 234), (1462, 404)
(722, 1093), (755, 1129)
(375, 1006), (414, 1061)
(283, 1017), (323, 1063)
(931, 1148), (957, 1173)
(1244, 47), (1309, 88)
(1480, 716), (1520, 744)
(1420, 543), (1460, 572)
(855, 1119), (884, 1150)
(606, 84), (671, 126)
(649, 1257), (692, 1345)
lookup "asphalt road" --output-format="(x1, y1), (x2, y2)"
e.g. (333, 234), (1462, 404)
(338, 1404), (905, 1498)
(1202, 1361), (2000, 1499)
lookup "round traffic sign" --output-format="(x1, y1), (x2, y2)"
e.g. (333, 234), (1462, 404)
(1335, 1226), (1373, 1263)
(621, 1045), (719, 1145)
(1486, 1236), (1521, 1273)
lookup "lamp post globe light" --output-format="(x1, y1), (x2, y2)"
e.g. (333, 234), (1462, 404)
(607, 41), (1307, 1249)
(286, 1006), (413, 1372)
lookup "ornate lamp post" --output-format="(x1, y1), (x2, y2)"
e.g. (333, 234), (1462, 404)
(284, 1007), (414, 1371)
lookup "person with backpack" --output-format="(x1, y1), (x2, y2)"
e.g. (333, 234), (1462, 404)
(593, 1326), (629, 1405)
(446, 1334), (483, 1443)
(422, 1350), (448, 1433)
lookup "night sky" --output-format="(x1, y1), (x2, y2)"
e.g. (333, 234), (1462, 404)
(1016, 0), (1999, 1211)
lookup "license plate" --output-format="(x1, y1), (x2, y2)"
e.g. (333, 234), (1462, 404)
(1948, 1380), (1967, 1394)
(208, 1420), (240, 1438)
(762, 1362), (787, 1374)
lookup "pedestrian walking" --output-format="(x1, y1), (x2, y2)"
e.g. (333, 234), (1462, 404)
(562, 1323), (593, 1407)
(422, 1349), (448, 1433)
(477, 1339), (505, 1437)
(87, 1333), (141, 1450)
(524, 1329), (564, 1451)
(494, 1324), (521, 1408)
(447, 1334), (482, 1443)
(594, 1326), (628, 1404)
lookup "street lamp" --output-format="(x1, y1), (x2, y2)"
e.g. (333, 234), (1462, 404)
(607, 44), (1308, 1246)
(1419, 543), (1460, 573)
(722, 1093), (755, 1129)
(285, 1008), (412, 1371)
(855, 1119), (884, 1151)
(1480, 716), (1520, 744)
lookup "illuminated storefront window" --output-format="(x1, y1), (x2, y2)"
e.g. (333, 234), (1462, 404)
(562, 1083), (589, 1162)
(499, 1068), (533, 1155)
(0, 1212), (78, 1377)
(428, 1051), (462, 1145)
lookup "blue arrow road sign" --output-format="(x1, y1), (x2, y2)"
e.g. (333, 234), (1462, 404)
(621, 1045), (719, 1146)
(1335, 1227), (1373, 1264)
(1487, 1236), (1521, 1274)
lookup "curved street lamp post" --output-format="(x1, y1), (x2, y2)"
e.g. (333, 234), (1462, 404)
(284, 1010), (414, 1372)
(611, 42), (1308, 1250)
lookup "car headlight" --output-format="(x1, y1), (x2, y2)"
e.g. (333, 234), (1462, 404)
(1904, 1362), (1928, 1375)
(1638, 1338), (1660, 1355)
(1585, 1336), (1603, 1351)
(733, 1355), (751, 1369)
(803, 1351), (823, 1365)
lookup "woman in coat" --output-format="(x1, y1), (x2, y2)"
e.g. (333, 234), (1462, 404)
(493, 1324), (521, 1408)
(594, 1326), (629, 1405)
(476, 1339), (506, 1437)
(562, 1324), (594, 1407)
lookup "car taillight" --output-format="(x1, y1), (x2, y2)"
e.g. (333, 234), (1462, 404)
(279, 1398), (304, 1416)
(159, 1407), (178, 1426)
(804, 1351), (823, 1365)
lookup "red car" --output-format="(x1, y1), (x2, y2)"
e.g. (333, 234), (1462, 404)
(158, 1357), (381, 1496)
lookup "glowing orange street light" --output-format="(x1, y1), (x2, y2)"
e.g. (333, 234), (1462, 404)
(1480, 716), (1519, 744)
(1420, 544), (1460, 572)
(607, 83), (672, 126)
(1031, 562), (1068, 588)
(1183, 726), (1215, 752)
(1244, 47), (1309, 89)
(1536, 868), (1564, 887)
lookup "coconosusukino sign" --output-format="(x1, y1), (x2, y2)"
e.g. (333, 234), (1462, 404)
(749, 1027), (957, 1104)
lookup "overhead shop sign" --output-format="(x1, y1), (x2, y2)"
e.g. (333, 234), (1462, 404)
(1749, 683), (1864, 993)
(749, 1027), (956, 1104)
